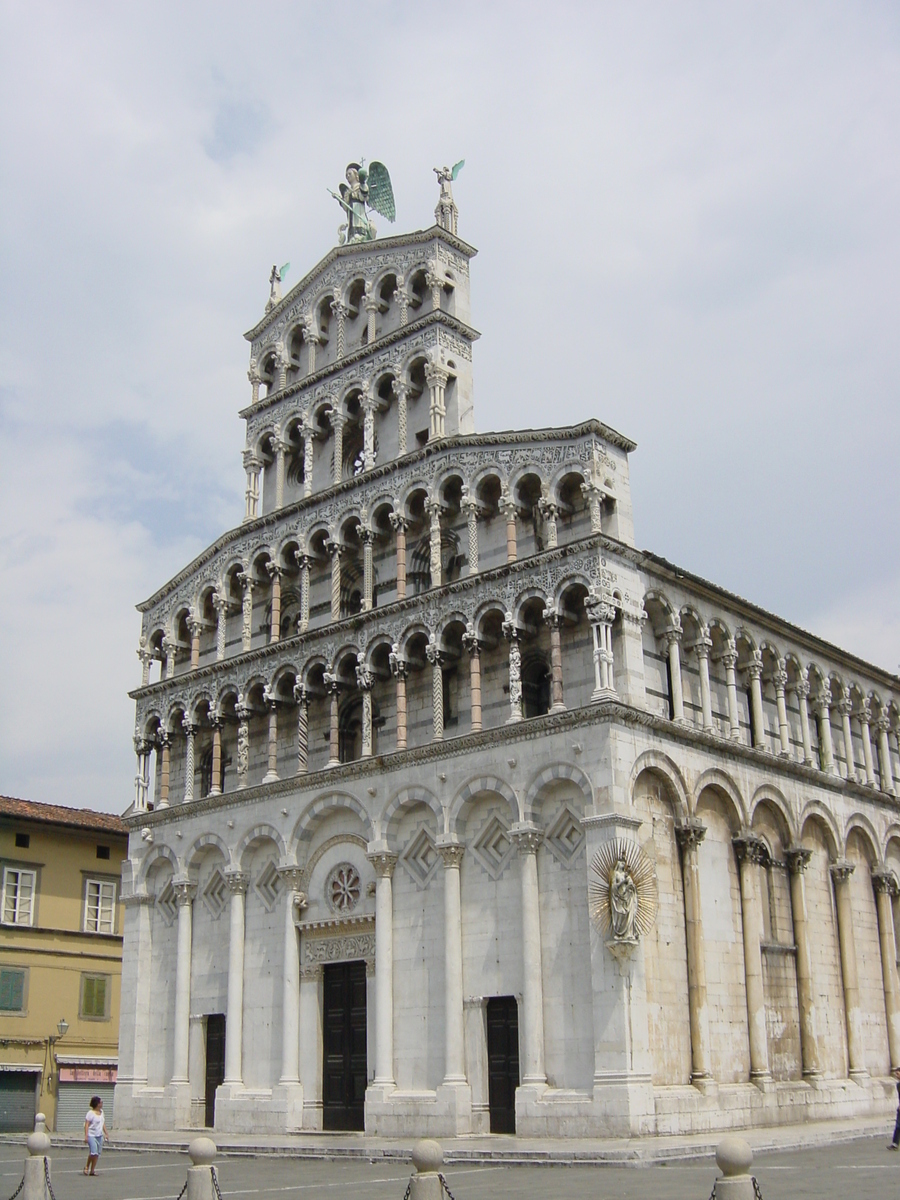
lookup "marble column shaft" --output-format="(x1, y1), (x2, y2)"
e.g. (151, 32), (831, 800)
(171, 883), (195, 1083)
(439, 843), (466, 1083)
(677, 821), (712, 1085)
(223, 872), (248, 1084)
(831, 860), (866, 1077)
(785, 848), (821, 1077)
(733, 835), (771, 1082)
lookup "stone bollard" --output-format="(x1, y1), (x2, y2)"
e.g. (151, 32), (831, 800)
(408, 1139), (444, 1200)
(713, 1136), (755, 1200)
(186, 1137), (217, 1200)
(24, 1118), (51, 1200)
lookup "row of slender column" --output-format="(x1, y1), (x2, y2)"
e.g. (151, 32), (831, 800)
(663, 627), (897, 795)
(135, 601), (618, 809)
(676, 821), (900, 1087)
(168, 867), (306, 1091)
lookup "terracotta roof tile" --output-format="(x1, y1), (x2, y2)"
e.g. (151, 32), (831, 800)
(0, 795), (127, 836)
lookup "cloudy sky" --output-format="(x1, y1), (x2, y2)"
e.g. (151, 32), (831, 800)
(1, 2), (898, 814)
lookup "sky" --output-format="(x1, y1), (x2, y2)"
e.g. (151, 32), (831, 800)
(1, 1), (898, 814)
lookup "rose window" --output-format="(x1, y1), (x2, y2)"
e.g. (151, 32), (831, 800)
(326, 863), (361, 913)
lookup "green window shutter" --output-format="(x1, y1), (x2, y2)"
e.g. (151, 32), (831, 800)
(94, 976), (107, 1017)
(0, 969), (25, 1011)
(82, 975), (108, 1018)
(82, 975), (96, 1016)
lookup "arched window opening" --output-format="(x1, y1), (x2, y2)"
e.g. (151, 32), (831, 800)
(523, 655), (551, 719)
(339, 698), (362, 764)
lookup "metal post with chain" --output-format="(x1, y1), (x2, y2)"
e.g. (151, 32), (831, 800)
(42, 1160), (56, 1200)
(437, 1175), (456, 1200)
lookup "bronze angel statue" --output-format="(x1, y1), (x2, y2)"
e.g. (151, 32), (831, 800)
(329, 160), (395, 244)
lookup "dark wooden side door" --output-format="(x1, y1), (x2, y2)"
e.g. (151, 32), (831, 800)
(486, 995), (519, 1134)
(205, 1014), (226, 1128)
(322, 961), (367, 1130)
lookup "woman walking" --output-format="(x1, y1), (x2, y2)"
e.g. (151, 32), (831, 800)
(83, 1096), (107, 1175)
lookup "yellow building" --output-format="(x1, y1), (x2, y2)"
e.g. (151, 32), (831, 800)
(0, 796), (127, 1132)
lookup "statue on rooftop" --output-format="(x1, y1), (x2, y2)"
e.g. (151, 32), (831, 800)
(434, 160), (464, 234)
(330, 160), (395, 244)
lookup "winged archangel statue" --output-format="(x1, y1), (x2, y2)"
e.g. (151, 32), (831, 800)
(329, 160), (395, 244)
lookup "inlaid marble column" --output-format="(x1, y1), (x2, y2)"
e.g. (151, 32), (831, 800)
(223, 871), (249, 1085)
(694, 635), (714, 732)
(238, 571), (253, 652)
(733, 834), (771, 1085)
(438, 841), (466, 1083)
(389, 513), (408, 600)
(510, 826), (546, 1085)
(162, 636), (176, 680)
(395, 279), (410, 327)
(392, 381), (408, 456)
(872, 869), (900, 1068)
(274, 438), (288, 509)
(876, 715), (896, 795)
(138, 644), (152, 687)
(721, 642), (741, 740)
(426, 501), (443, 588)
(325, 674), (340, 766)
(773, 662), (791, 756)
(361, 398), (376, 471)
(331, 298), (348, 358)
(462, 628), (482, 733)
(359, 527), (375, 611)
(133, 739), (151, 812)
(209, 719), (222, 797)
(330, 410), (345, 485)
(171, 881), (196, 1084)
(212, 593), (229, 661)
(301, 422), (314, 498)
(831, 859), (866, 1078)
(294, 553), (311, 633)
(460, 491), (479, 574)
(364, 286), (380, 343)
(426, 641), (444, 741)
(357, 666), (374, 758)
(242, 453), (261, 522)
(247, 370), (260, 406)
(389, 650), (408, 749)
(585, 594), (616, 700)
(499, 489), (517, 563)
(325, 540), (343, 621)
(182, 719), (197, 803)
(424, 362), (448, 439)
(581, 481), (603, 533)
(293, 683), (309, 775)
(236, 703), (250, 789)
(265, 563), (283, 643)
(746, 652), (765, 747)
(546, 607), (566, 713)
(538, 498), (559, 548)
(795, 675), (814, 765)
(303, 320), (319, 374)
(369, 851), (398, 1087)
(277, 868), (305, 1085)
(298, 963), (323, 1115)
(157, 732), (171, 807)
(814, 687), (836, 772)
(859, 701), (877, 787)
(785, 847), (821, 1078)
(188, 617), (202, 670)
(502, 617), (523, 723)
(666, 625), (686, 724)
(676, 820), (713, 1087)
(838, 691), (857, 781)
(262, 692), (279, 784)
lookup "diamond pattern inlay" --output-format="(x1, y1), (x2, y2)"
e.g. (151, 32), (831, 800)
(255, 860), (282, 911)
(400, 827), (439, 888)
(202, 868), (228, 918)
(156, 879), (177, 925)
(471, 814), (514, 880)
(545, 805), (585, 867)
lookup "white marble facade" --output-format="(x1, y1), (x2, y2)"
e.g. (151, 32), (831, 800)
(116, 196), (900, 1138)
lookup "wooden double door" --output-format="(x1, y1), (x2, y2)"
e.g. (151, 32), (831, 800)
(322, 961), (367, 1130)
(486, 995), (520, 1134)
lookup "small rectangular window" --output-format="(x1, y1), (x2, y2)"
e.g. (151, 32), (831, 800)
(0, 968), (26, 1012)
(83, 879), (117, 934)
(80, 973), (110, 1019)
(1, 868), (36, 926)
(96, 845), (110, 860)
(15, 833), (29, 849)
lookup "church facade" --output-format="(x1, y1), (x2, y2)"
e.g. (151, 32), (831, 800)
(115, 172), (900, 1139)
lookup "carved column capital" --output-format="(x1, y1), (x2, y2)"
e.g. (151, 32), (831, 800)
(785, 846), (813, 875)
(173, 881), (197, 906)
(425, 639), (444, 667)
(355, 664), (374, 691)
(293, 682), (308, 706)
(265, 561), (284, 581)
(388, 511), (410, 533)
(388, 648), (408, 679)
(224, 871), (250, 896)
(323, 671), (341, 695)
(872, 867), (900, 896)
(367, 851), (398, 879)
(510, 825), (543, 856)
(277, 865), (308, 893)
(733, 834), (769, 867)
(675, 818), (707, 850)
(358, 525), (377, 546)
(462, 625), (481, 657)
(437, 841), (465, 869)
(830, 858), (855, 884)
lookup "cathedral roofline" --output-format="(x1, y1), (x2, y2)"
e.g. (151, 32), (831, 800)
(135, 420), (634, 613)
(238, 309), (481, 421)
(243, 225), (478, 342)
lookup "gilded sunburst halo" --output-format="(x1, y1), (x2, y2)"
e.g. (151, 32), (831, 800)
(588, 837), (659, 942)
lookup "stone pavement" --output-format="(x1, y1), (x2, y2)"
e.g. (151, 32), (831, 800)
(0, 1113), (889, 1164)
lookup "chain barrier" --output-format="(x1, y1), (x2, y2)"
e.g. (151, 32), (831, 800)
(751, 1177), (764, 1199)
(401, 1182), (411, 1200)
(4, 1175), (24, 1200)
(707, 1183), (716, 1200)
(437, 1174), (455, 1200)
(174, 1184), (187, 1200)
(43, 1159), (57, 1200)
(211, 1166), (225, 1200)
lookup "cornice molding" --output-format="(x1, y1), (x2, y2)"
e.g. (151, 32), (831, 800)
(122, 693), (900, 831)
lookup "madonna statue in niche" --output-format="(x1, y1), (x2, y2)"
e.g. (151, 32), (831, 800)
(609, 858), (638, 942)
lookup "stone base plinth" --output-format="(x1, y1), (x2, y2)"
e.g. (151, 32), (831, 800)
(365, 1082), (473, 1136)
(214, 1083), (304, 1133)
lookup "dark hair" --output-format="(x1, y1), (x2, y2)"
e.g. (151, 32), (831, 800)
(89, 1096), (102, 1109)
